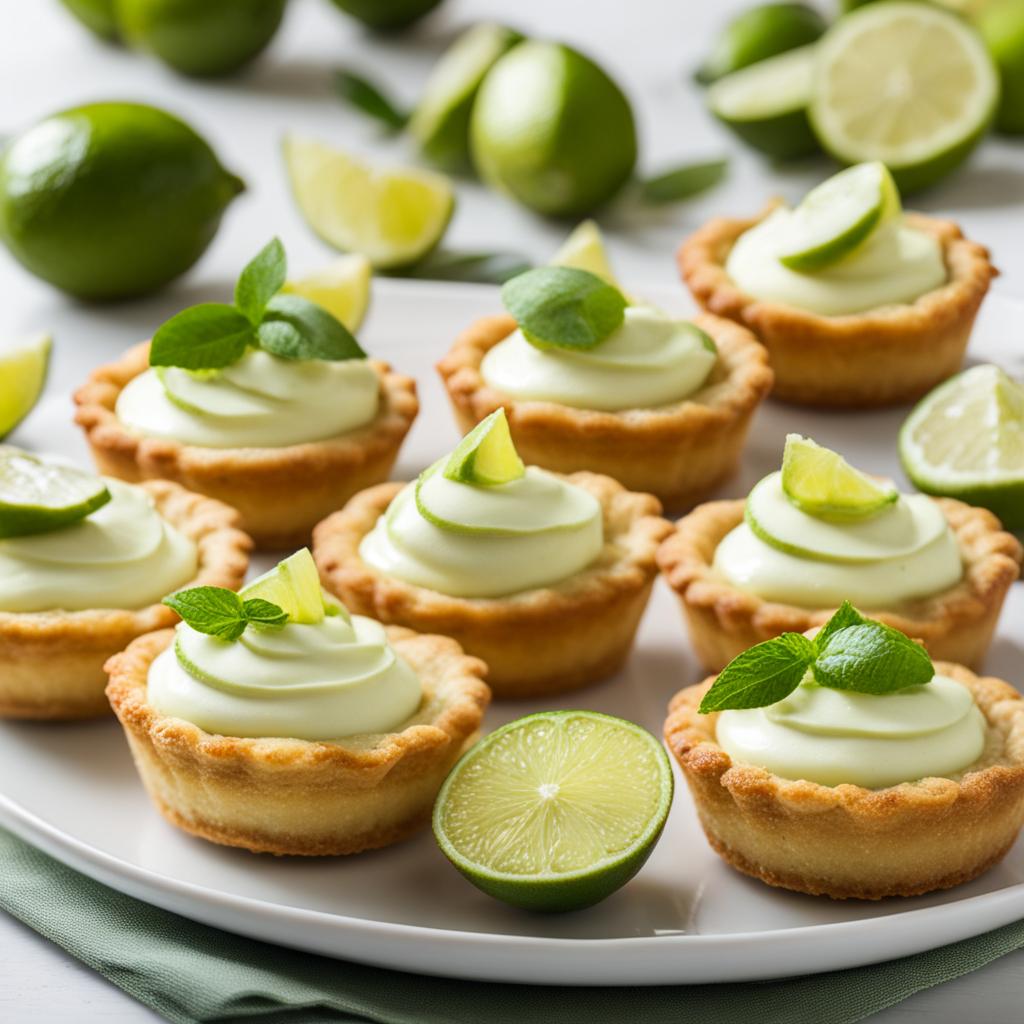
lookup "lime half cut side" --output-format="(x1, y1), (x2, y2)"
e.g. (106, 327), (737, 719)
(241, 548), (335, 624)
(443, 409), (525, 486)
(900, 364), (1024, 529)
(0, 448), (110, 539)
(0, 333), (52, 439)
(433, 710), (673, 912)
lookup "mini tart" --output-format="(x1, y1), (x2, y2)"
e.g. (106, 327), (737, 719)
(74, 342), (419, 549)
(665, 663), (1024, 900)
(658, 497), (1022, 673)
(106, 625), (490, 856)
(436, 312), (773, 511)
(0, 482), (251, 720)
(313, 472), (672, 699)
(678, 206), (996, 408)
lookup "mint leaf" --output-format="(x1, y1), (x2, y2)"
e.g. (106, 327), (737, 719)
(242, 598), (289, 630)
(335, 69), (409, 131)
(640, 158), (728, 204)
(258, 294), (366, 361)
(501, 267), (627, 352)
(699, 632), (815, 713)
(813, 600), (866, 652)
(812, 623), (934, 694)
(149, 304), (255, 370)
(235, 237), (286, 325)
(164, 587), (248, 641)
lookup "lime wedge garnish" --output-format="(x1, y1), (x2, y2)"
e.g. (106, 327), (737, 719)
(281, 254), (372, 332)
(433, 710), (673, 912)
(810, 3), (999, 193)
(443, 409), (525, 487)
(551, 219), (619, 286)
(0, 448), (110, 539)
(900, 364), (1024, 529)
(241, 548), (336, 625)
(781, 434), (898, 520)
(0, 333), (52, 440)
(283, 136), (455, 270)
(777, 162), (900, 271)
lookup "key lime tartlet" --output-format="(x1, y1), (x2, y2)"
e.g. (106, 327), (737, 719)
(106, 549), (490, 856)
(658, 435), (1021, 672)
(0, 447), (250, 719)
(679, 162), (996, 407)
(313, 411), (671, 698)
(74, 240), (417, 548)
(438, 264), (773, 509)
(665, 604), (1024, 899)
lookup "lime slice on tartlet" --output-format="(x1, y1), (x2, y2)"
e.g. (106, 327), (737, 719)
(0, 448), (111, 539)
(241, 548), (337, 624)
(281, 254), (372, 332)
(443, 409), (524, 487)
(551, 219), (619, 286)
(0, 333), (52, 440)
(777, 162), (900, 271)
(433, 710), (673, 912)
(900, 364), (1024, 530)
(155, 366), (280, 418)
(283, 136), (455, 270)
(810, 3), (999, 193)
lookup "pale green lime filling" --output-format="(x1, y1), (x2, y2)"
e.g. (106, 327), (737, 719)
(115, 349), (380, 448)
(717, 675), (986, 788)
(147, 613), (422, 740)
(0, 479), (197, 613)
(726, 208), (947, 316)
(479, 305), (717, 411)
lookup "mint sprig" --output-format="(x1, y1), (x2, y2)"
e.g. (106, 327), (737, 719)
(501, 267), (627, 352)
(698, 602), (935, 713)
(149, 238), (366, 372)
(163, 586), (288, 642)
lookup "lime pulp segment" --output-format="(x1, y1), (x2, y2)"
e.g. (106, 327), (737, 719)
(443, 409), (525, 486)
(241, 548), (331, 624)
(0, 333), (52, 440)
(282, 254), (372, 332)
(551, 219), (619, 286)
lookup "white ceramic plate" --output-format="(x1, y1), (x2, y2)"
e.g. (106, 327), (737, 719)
(2, 281), (1022, 986)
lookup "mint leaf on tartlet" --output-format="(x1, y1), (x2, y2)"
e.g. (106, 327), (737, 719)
(698, 632), (815, 713)
(235, 237), (287, 325)
(164, 586), (287, 642)
(813, 621), (934, 694)
(259, 294), (365, 361)
(149, 304), (254, 371)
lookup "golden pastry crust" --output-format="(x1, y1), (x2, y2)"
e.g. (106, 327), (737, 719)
(665, 663), (1024, 899)
(658, 497), (1021, 672)
(678, 207), (996, 408)
(73, 342), (419, 549)
(0, 481), (251, 720)
(313, 472), (672, 699)
(106, 625), (490, 856)
(436, 312), (773, 511)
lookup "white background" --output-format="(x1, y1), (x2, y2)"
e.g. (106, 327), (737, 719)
(1, 0), (1023, 1020)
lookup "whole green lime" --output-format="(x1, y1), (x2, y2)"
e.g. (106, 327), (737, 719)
(979, 0), (1024, 134)
(0, 102), (244, 301)
(116, 0), (286, 77)
(470, 41), (637, 218)
(327, 0), (442, 32)
(59, 0), (120, 41)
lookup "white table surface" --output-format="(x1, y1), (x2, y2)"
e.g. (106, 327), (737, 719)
(2, 0), (1023, 1020)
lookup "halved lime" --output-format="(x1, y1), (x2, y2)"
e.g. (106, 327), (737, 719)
(443, 409), (524, 486)
(281, 254), (372, 332)
(979, 0), (1024, 136)
(781, 434), (897, 520)
(0, 333), (52, 440)
(810, 3), (999, 193)
(777, 162), (900, 271)
(900, 364), (1024, 529)
(706, 44), (820, 160)
(241, 548), (334, 624)
(551, 219), (618, 286)
(433, 710), (673, 912)
(283, 136), (455, 270)
(409, 23), (523, 170)
(0, 448), (110, 539)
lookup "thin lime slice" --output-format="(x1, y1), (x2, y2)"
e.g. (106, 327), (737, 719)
(0, 333), (52, 439)
(706, 44), (820, 160)
(810, 3), (999, 193)
(283, 136), (455, 270)
(777, 162), (900, 271)
(156, 366), (280, 418)
(781, 434), (898, 520)
(443, 409), (524, 486)
(551, 219), (619, 286)
(900, 364), (1024, 529)
(433, 710), (673, 912)
(281, 254), (372, 332)
(241, 548), (335, 624)
(0, 448), (110, 539)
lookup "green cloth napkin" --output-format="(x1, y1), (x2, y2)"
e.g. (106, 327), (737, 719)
(2, 828), (1022, 1024)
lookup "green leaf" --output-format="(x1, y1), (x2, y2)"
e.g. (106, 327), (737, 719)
(640, 158), (728, 204)
(242, 598), (289, 631)
(402, 249), (532, 285)
(258, 294), (367, 361)
(813, 600), (866, 652)
(163, 587), (247, 642)
(501, 267), (627, 352)
(235, 237), (286, 325)
(149, 304), (255, 371)
(335, 69), (409, 131)
(812, 623), (935, 694)
(699, 632), (816, 713)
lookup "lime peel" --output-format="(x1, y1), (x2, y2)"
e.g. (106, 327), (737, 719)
(443, 409), (524, 487)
